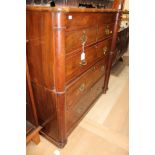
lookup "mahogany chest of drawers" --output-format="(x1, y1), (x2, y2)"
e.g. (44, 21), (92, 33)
(26, 6), (120, 148)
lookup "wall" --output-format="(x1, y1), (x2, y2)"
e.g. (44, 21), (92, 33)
(124, 0), (129, 10)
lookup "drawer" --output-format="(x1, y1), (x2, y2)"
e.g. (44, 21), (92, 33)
(90, 76), (104, 102)
(66, 38), (111, 82)
(66, 13), (97, 31)
(66, 88), (91, 133)
(97, 23), (114, 41)
(65, 26), (97, 54)
(66, 45), (98, 82)
(66, 59), (105, 108)
(97, 13), (116, 24)
(66, 76), (104, 133)
(97, 38), (112, 58)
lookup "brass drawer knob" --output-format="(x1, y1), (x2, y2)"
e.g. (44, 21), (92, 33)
(105, 25), (110, 35)
(80, 31), (87, 66)
(79, 83), (85, 92)
(92, 66), (96, 71)
(80, 30), (87, 45)
(103, 46), (108, 55)
(105, 25), (112, 35)
(105, 28), (110, 35)
(101, 66), (105, 72)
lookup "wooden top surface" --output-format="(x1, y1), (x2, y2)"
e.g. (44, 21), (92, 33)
(26, 5), (122, 13)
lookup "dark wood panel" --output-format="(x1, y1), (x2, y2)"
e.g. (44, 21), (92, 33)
(26, 10), (54, 89)
(32, 82), (60, 141)
(97, 13), (116, 24)
(66, 13), (97, 31)
(26, 80), (37, 126)
(26, 10), (52, 39)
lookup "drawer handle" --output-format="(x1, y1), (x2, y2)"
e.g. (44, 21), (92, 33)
(79, 60), (87, 66)
(80, 31), (87, 66)
(103, 46), (108, 55)
(101, 66), (105, 72)
(80, 30), (87, 45)
(105, 25), (110, 35)
(79, 83), (85, 92)
(110, 30), (113, 34)
(92, 66), (96, 71)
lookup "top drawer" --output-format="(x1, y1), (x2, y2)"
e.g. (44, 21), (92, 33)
(66, 13), (97, 31)
(97, 13), (116, 24)
(65, 13), (116, 31)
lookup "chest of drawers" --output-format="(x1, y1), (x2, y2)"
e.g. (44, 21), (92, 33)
(26, 6), (120, 148)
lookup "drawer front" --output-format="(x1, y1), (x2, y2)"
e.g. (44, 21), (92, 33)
(65, 27), (97, 54)
(97, 13), (116, 25)
(66, 45), (98, 82)
(66, 59), (105, 108)
(90, 76), (104, 102)
(66, 13), (116, 30)
(66, 38), (111, 82)
(66, 13), (97, 31)
(66, 76), (104, 133)
(97, 38), (112, 58)
(97, 23), (114, 41)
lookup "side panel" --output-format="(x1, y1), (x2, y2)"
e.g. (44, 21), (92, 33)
(26, 10), (54, 89)
(26, 10), (61, 144)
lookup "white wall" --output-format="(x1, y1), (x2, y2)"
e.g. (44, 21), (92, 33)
(124, 0), (129, 10)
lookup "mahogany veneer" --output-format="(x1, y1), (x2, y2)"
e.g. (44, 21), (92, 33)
(26, 6), (121, 148)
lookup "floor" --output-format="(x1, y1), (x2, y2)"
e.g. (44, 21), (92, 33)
(27, 55), (129, 155)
